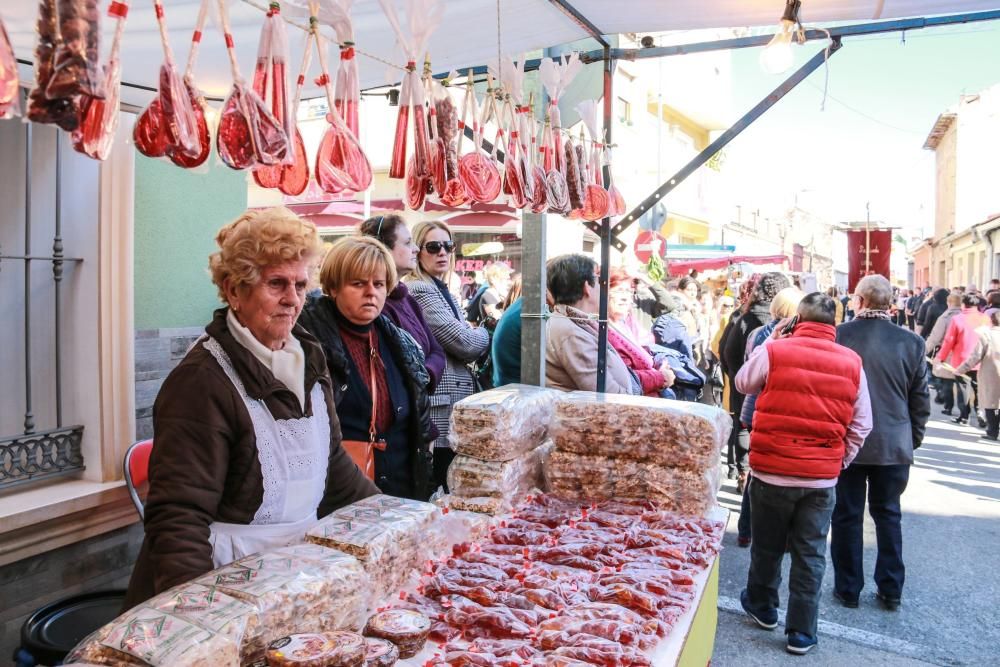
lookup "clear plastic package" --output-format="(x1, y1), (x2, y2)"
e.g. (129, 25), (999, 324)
(449, 384), (558, 460)
(546, 451), (721, 517)
(447, 441), (552, 500)
(265, 631), (365, 666)
(65, 605), (239, 666)
(551, 391), (731, 470)
(145, 584), (262, 661)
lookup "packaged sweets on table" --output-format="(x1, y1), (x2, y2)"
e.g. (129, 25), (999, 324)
(551, 391), (730, 470)
(65, 605), (239, 666)
(449, 384), (558, 460)
(362, 609), (431, 659)
(362, 637), (399, 666)
(145, 583), (262, 661)
(546, 451), (721, 517)
(447, 441), (551, 499)
(265, 631), (365, 667)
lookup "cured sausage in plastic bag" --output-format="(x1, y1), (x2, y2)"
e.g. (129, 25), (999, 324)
(47, 0), (103, 101)
(28, 0), (79, 130)
(0, 15), (20, 119)
(72, 0), (129, 160)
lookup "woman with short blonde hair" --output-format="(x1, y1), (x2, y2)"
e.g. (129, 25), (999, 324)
(125, 208), (377, 609)
(406, 220), (489, 490)
(298, 235), (436, 501)
(770, 287), (806, 321)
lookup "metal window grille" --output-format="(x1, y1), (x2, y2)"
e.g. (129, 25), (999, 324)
(0, 121), (85, 490)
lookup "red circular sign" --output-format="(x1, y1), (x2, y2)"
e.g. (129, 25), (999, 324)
(634, 231), (667, 263)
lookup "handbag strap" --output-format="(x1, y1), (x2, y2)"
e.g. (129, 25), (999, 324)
(367, 329), (387, 451)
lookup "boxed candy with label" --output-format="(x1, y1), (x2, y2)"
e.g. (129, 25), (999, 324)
(448, 384), (558, 461)
(264, 631), (366, 666)
(551, 391), (731, 470)
(65, 605), (239, 667)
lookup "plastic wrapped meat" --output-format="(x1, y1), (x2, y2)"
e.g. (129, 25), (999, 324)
(265, 631), (365, 667)
(72, 0), (129, 160)
(547, 451), (720, 516)
(448, 384), (557, 460)
(0, 15), (21, 119)
(447, 443), (552, 506)
(28, 0), (79, 130)
(46, 0), (103, 100)
(551, 391), (730, 470)
(65, 605), (239, 666)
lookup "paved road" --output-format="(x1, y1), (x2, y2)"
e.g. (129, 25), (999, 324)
(712, 404), (1000, 666)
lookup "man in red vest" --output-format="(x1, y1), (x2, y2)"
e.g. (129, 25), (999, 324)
(735, 292), (872, 655)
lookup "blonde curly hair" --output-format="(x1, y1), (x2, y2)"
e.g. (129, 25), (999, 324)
(209, 207), (321, 302)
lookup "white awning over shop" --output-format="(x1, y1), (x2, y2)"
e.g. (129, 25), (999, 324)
(5, 0), (1000, 107)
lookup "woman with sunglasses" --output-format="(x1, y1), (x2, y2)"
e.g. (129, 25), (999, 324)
(406, 221), (490, 490)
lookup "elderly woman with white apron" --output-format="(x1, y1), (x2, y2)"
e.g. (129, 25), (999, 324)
(124, 208), (377, 609)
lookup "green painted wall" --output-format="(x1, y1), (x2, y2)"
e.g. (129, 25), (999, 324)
(133, 155), (247, 330)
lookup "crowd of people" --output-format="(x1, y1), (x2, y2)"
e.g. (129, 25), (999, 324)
(125, 206), (952, 658)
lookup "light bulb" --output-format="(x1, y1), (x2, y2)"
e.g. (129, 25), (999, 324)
(760, 19), (796, 75)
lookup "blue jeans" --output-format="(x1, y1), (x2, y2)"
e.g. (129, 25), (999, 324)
(746, 480), (836, 638)
(831, 464), (910, 600)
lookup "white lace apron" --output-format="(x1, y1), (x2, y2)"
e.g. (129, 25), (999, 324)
(202, 336), (330, 566)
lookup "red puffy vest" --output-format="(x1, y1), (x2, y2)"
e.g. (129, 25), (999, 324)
(750, 321), (862, 479)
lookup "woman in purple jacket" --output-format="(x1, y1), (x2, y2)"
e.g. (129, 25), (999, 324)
(360, 215), (447, 392)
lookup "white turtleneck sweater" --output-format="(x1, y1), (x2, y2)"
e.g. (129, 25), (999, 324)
(227, 309), (307, 411)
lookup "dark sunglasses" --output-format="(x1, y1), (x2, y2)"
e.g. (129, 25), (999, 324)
(422, 240), (456, 254)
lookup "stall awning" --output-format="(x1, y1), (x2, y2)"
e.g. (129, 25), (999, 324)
(667, 254), (788, 276)
(7, 1), (999, 107)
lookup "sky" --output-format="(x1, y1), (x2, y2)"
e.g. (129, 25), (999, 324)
(720, 19), (1000, 242)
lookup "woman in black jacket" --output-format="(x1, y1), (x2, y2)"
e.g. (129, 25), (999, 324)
(298, 236), (435, 501)
(719, 272), (791, 491)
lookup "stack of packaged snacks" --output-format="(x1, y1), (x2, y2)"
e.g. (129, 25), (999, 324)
(306, 496), (441, 601)
(445, 385), (558, 515)
(547, 391), (731, 516)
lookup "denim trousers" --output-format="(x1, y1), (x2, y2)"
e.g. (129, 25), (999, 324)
(746, 479), (836, 638)
(830, 464), (910, 600)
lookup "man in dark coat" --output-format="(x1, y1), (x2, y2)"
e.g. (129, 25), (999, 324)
(834, 275), (930, 611)
(918, 288), (949, 340)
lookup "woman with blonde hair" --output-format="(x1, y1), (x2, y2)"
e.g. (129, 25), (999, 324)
(478, 262), (514, 323)
(735, 285), (805, 546)
(406, 220), (489, 489)
(297, 235), (436, 500)
(124, 208), (377, 608)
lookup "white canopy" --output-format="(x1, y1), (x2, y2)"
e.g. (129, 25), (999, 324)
(5, 0), (1000, 107)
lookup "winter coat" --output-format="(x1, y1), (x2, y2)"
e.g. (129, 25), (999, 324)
(937, 307), (991, 370)
(652, 312), (695, 359)
(608, 322), (665, 397)
(837, 317), (931, 464)
(545, 304), (638, 394)
(124, 308), (377, 608)
(956, 327), (1000, 409)
(297, 296), (435, 501)
(407, 276), (490, 447)
(919, 288), (950, 340)
(925, 307), (960, 354)
(739, 320), (779, 426)
(720, 301), (771, 414)
(750, 322), (863, 479)
(382, 281), (447, 392)
(491, 297), (523, 387)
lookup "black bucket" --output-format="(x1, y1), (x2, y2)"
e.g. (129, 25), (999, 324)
(17, 589), (126, 666)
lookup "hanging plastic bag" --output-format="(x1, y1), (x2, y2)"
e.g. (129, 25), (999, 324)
(541, 115), (569, 214)
(311, 14), (372, 194)
(72, 0), (129, 160)
(498, 56), (534, 206)
(539, 53), (582, 215)
(134, 0), (201, 160)
(529, 115), (547, 213)
(0, 14), (20, 119)
(574, 99), (611, 221)
(378, 0), (443, 179)
(425, 63), (449, 196)
(251, 2), (294, 161)
(255, 23), (313, 194)
(168, 0), (212, 169)
(46, 0), (103, 101)
(458, 74), (502, 204)
(499, 93), (526, 209)
(27, 0), (79, 130)
(324, 0), (360, 138)
(437, 72), (469, 207)
(215, 0), (288, 170)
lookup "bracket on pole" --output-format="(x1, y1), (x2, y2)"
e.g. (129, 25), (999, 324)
(612, 37), (843, 240)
